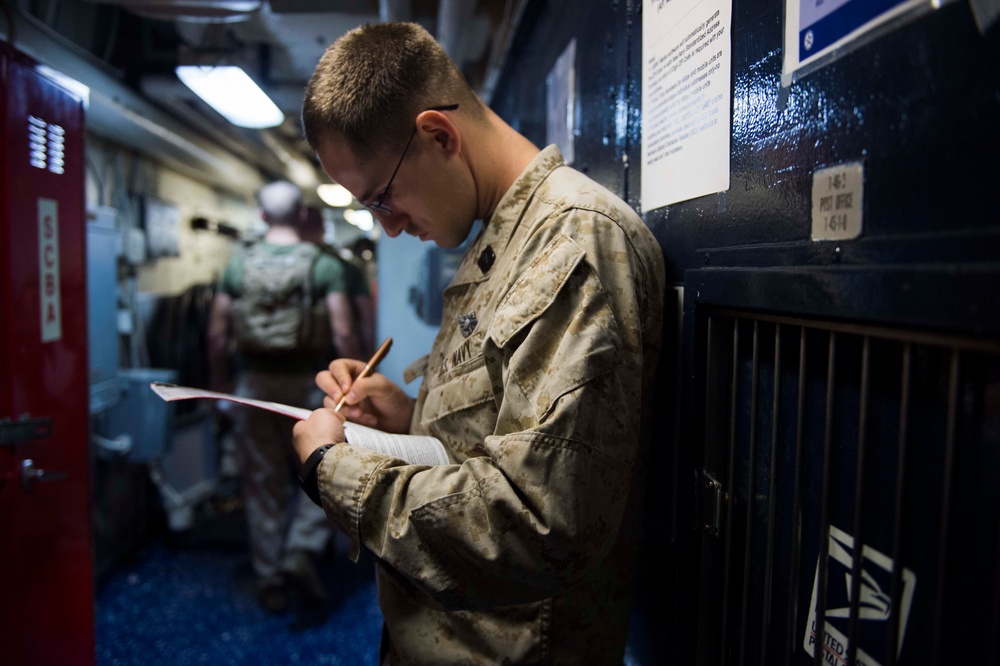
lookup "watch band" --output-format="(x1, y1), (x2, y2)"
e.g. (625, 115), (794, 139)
(298, 443), (335, 506)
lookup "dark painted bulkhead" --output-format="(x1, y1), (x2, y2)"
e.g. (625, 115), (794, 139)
(493, 0), (1000, 298)
(490, 1), (999, 663)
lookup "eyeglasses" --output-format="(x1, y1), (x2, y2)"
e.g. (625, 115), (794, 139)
(363, 104), (459, 215)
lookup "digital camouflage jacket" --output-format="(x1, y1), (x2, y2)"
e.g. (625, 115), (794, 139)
(317, 145), (666, 664)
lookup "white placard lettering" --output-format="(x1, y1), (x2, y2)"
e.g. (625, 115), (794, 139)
(38, 198), (62, 342)
(812, 162), (864, 241)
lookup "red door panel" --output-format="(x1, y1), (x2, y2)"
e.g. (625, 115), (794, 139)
(1, 43), (95, 666)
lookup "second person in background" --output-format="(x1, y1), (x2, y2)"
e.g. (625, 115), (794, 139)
(207, 180), (363, 623)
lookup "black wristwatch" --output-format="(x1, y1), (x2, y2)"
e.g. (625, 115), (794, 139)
(298, 443), (335, 506)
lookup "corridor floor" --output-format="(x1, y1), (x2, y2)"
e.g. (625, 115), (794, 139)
(94, 498), (381, 665)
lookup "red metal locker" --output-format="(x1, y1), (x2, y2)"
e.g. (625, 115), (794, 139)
(0, 42), (95, 665)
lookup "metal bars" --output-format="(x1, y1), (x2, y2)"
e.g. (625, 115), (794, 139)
(695, 309), (1000, 665)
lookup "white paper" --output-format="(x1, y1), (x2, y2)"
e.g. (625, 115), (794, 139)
(342, 422), (449, 466)
(150, 382), (313, 419)
(149, 382), (449, 466)
(546, 38), (576, 165)
(641, 0), (732, 211)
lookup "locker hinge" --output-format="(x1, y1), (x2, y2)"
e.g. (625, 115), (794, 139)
(694, 468), (723, 536)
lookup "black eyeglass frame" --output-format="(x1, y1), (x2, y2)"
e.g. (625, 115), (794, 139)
(363, 104), (460, 215)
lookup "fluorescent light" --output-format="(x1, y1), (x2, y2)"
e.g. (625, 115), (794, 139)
(175, 65), (284, 128)
(317, 183), (354, 207)
(343, 208), (374, 231)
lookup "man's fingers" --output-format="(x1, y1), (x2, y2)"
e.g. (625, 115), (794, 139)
(327, 358), (365, 388)
(322, 395), (349, 421)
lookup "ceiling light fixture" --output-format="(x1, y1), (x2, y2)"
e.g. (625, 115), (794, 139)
(343, 208), (375, 232)
(175, 65), (284, 129)
(317, 184), (354, 208)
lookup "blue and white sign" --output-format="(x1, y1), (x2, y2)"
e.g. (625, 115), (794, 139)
(782, 0), (935, 86)
(803, 525), (916, 666)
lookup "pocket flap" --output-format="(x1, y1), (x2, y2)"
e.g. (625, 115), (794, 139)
(421, 358), (495, 425)
(403, 354), (430, 384)
(488, 235), (585, 349)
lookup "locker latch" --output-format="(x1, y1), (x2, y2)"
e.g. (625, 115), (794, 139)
(0, 416), (53, 445)
(694, 468), (723, 536)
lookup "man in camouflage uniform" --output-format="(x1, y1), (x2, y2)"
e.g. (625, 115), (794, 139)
(208, 181), (362, 617)
(294, 23), (665, 664)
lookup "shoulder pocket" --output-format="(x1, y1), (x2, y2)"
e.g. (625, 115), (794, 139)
(487, 234), (624, 423)
(488, 234), (585, 348)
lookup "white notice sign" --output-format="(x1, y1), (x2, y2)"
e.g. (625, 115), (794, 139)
(811, 161), (864, 241)
(641, 0), (732, 212)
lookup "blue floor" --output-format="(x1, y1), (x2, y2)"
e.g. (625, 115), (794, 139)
(95, 510), (382, 665)
(94, 493), (653, 665)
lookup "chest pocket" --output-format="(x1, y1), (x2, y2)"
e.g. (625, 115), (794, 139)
(420, 347), (498, 461)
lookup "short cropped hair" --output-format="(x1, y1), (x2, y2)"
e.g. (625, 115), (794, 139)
(302, 22), (483, 156)
(258, 180), (302, 227)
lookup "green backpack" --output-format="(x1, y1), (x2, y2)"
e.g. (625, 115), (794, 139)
(230, 243), (330, 356)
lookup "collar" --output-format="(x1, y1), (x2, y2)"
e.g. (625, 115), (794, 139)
(449, 145), (565, 287)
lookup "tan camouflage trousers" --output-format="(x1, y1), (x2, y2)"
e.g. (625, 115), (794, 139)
(232, 369), (331, 582)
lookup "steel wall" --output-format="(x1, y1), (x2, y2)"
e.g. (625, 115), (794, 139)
(490, 1), (999, 663)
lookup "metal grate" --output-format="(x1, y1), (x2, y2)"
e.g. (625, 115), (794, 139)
(693, 309), (1000, 666)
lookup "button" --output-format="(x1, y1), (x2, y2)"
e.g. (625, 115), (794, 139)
(477, 245), (495, 273)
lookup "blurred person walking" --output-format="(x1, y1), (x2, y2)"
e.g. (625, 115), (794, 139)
(208, 181), (362, 620)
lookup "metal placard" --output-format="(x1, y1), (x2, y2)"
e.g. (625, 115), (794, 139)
(812, 161), (864, 241)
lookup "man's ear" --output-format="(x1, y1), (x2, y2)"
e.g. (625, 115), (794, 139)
(417, 110), (461, 157)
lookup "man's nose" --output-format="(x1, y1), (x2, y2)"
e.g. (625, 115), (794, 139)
(377, 211), (405, 238)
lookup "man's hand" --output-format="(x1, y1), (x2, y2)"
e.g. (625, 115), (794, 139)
(293, 408), (346, 464)
(316, 358), (415, 434)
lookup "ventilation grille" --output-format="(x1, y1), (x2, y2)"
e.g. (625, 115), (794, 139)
(27, 115), (65, 174)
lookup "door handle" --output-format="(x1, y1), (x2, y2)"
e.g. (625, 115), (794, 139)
(21, 458), (68, 491)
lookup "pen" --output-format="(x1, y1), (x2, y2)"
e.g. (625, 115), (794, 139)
(334, 337), (393, 412)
